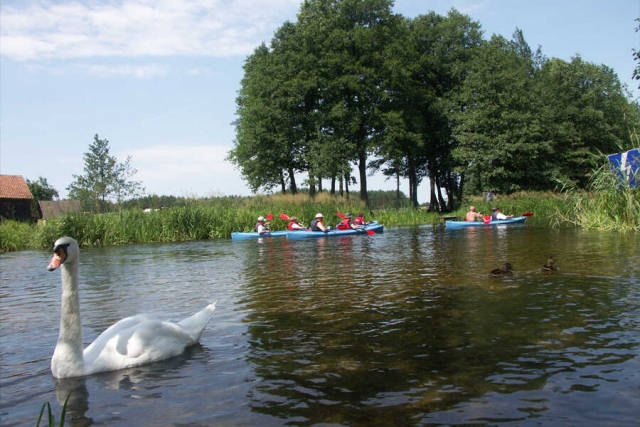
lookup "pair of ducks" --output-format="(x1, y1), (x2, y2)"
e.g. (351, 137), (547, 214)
(489, 257), (556, 278)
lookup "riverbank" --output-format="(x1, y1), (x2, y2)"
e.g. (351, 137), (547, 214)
(0, 189), (636, 253)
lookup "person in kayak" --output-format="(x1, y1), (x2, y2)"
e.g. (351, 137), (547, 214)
(337, 213), (359, 230)
(287, 217), (306, 231)
(353, 212), (369, 226)
(310, 213), (330, 232)
(465, 206), (483, 222)
(255, 216), (269, 234)
(491, 207), (513, 220)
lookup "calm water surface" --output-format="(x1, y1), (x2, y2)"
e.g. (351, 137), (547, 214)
(1, 223), (639, 426)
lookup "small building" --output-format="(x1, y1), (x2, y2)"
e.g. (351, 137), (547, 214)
(0, 175), (34, 222)
(38, 200), (82, 220)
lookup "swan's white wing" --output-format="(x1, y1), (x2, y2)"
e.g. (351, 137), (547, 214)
(82, 315), (197, 375)
(177, 301), (217, 340)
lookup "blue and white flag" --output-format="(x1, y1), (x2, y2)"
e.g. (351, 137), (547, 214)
(607, 148), (640, 189)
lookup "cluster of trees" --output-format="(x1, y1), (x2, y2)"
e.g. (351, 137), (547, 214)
(228, 0), (640, 211)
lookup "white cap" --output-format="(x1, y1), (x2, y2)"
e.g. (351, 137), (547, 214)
(258, 216), (265, 221)
(315, 213), (323, 218)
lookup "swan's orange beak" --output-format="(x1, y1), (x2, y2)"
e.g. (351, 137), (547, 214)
(47, 247), (67, 271)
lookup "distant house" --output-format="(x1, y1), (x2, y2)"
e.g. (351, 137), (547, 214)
(38, 200), (82, 220)
(0, 175), (34, 222)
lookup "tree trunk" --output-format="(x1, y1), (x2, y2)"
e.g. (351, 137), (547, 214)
(344, 173), (350, 196)
(288, 166), (298, 194)
(429, 189), (439, 212)
(308, 170), (316, 198)
(358, 152), (368, 207)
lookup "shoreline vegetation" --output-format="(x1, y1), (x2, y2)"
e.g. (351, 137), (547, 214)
(2, 184), (639, 254)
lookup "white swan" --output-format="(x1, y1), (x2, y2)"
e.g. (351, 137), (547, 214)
(47, 236), (217, 378)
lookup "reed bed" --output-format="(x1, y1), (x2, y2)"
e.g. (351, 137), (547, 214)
(454, 191), (565, 223)
(555, 164), (640, 232)
(1, 188), (636, 253)
(2, 194), (426, 252)
(0, 220), (33, 252)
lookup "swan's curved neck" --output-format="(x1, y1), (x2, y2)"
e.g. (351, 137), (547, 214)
(53, 260), (84, 375)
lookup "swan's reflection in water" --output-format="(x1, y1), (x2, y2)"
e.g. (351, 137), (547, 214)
(53, 377), (91, 427)
(52, 345), (203, 426)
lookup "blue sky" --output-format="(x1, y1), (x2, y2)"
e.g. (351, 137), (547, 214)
(1, 0), (638, 203)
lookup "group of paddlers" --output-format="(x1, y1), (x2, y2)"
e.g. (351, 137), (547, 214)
(255, 212), (369, 234)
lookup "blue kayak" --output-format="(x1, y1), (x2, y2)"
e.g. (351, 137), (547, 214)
(231, 230), (288, 241)
(286, 221), (384, 240)
(445, 216), (527, 229)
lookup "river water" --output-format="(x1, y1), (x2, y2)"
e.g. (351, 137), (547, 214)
(1, 222), (639, 426)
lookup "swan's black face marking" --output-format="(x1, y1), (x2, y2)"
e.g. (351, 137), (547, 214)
(48, 243), (70, 271)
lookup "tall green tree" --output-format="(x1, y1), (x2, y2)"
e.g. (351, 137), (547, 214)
(452, 31), (547, 194)
(537, 56), (635, 188)
(229, 20), (321, 195)
(67, 134), (143, 213)
(314, 0), (397, 205)
(376, 10), (482, 209)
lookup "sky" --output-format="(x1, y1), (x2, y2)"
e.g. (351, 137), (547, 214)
(1, 0), (639, 203)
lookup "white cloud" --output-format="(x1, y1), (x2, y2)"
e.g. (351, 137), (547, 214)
(0, 0), (301, 61)
(123, 144), (251, 197)
(80, 63), (168, 78)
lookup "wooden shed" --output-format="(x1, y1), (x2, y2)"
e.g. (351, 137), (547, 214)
(38, 200), (82, 220)
(0, 175), (34, 222)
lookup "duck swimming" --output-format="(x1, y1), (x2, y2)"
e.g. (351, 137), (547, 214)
(489, 263), (513, 278)
(542, 256), (557, 272)
(48, 236), (217, 378)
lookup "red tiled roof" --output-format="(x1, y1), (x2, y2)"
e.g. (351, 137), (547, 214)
(0, 175), (34, 199)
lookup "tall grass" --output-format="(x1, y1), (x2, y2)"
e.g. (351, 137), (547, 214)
(3, 194), (433, 252)
(0, 220), (34, 252)
(556, 162), (640, 231)
(453, 191), (565, 223)
(2, 186), (635, 253)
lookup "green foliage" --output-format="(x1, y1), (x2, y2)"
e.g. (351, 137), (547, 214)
(632, 18), (640, 87)
(27, 176), (60, 222)
(27, 177), (59, 201)
(36, 393), (70, 427)
(1, 192), (418, 252)
(453, 32), (549, 195)
(455, 191), (565, 223)
(230, 1), (638, 212)
(231, 0), (399, 204)
(67, 134), (143, 213)
(367, 189), (411, 209)
(2, 186), (638, 253)
(0, 220), (34, 252)
(538, 56), (634, 188)
(556, 161), (640, 231)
